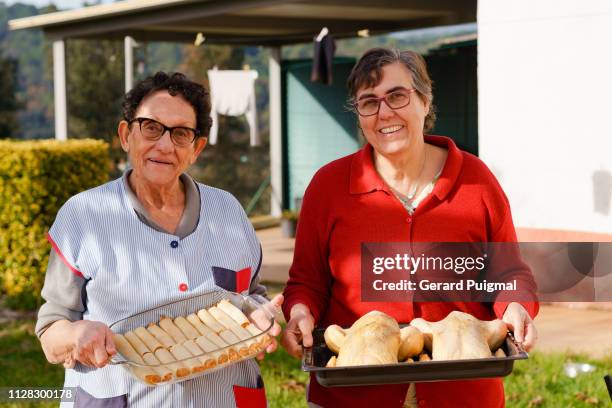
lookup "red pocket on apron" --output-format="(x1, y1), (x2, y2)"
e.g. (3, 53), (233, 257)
(232, 384), (266, 408)
(212, 266), (252, 293)
(235, 267), (251, 293)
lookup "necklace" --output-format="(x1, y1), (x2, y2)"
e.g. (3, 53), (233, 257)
(396, 193), (413, 209)
(406, 185), (418, 200)
(404, 148), (427, 200)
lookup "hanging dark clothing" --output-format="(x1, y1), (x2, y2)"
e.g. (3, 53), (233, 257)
(311, 33), (336, 85)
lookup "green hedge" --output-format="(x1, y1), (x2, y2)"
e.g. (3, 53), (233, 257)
(0, 139), (109, 309)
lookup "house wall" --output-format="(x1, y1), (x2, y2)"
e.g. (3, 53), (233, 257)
(478, 0), (612, 237)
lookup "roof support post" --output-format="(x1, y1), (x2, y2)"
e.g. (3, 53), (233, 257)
(52, 39), (67, 140)
(268, 46), (283, 217)
(124, 35), (135, 92)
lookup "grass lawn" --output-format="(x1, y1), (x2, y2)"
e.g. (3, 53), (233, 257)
(0, 319), (610, 407)
(0, 320), (63, 408)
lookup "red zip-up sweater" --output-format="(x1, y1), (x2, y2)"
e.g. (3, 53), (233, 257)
(282, 135), (538, 408)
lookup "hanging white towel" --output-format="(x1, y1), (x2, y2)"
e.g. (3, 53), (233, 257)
(207, 69), (259, 146)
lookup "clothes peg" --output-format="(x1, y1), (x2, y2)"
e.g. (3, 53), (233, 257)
(316, 27), (329, 42)
(357, 29), (370, 38)
(194, 32), (205, 47)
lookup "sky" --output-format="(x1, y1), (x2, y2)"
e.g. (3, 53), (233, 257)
(3, 0), (113, 9)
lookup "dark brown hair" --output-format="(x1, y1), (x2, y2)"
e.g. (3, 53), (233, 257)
(347, 48), (436, 133)
(122, 72), (212, 137)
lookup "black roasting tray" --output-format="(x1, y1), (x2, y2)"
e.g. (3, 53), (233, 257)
(302, 326), (528, 387)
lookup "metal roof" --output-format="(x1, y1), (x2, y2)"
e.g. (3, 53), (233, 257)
(9, 0), (476, 45)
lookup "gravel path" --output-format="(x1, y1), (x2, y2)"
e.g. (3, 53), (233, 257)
(535, 304), (612, 358)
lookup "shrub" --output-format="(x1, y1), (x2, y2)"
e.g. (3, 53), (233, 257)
(0, 139), (109, 309)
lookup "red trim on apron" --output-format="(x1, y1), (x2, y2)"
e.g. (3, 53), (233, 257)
(46, 232), (84, 278)
(236, 267), (251, 293)
(232, 384), (266, 408)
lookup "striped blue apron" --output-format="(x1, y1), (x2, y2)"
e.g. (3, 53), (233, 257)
(49, 178), (265, 407)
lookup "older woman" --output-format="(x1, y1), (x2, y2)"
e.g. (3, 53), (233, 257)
(281, 48), (538, 407)
(36, 72), (280, 407)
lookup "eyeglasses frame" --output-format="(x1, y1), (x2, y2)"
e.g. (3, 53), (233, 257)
(352, 88), (418, 117)
(129, 117), (201, 146)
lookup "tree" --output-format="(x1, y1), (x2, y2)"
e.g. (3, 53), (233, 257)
(66, 38), (124, 141)
(0, 52), (19, 138)
(178, 44), (272, 216)
(66, 38), (125, 174)
(2, 3), (56, 139)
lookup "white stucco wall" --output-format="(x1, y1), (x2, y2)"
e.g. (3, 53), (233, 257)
(478, 0), (612, 234)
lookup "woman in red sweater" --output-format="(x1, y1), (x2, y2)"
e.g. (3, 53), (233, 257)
(281, 48), (539, 408)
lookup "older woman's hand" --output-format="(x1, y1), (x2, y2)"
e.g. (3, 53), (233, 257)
(40, 319), (116, 369)
(281, 303), (315, 359)
(502, 302), (538, 351)
(67, 320), (117, 369)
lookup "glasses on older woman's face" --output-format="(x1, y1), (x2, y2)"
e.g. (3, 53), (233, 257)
(130, 117), (200, 147)
(353, 88), (417, 117)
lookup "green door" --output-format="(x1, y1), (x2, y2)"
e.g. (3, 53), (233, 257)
(282, 58), (358, 210)
(426, 42), (478, 155)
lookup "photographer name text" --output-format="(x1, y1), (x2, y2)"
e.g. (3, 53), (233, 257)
(372, 279), (517, 292)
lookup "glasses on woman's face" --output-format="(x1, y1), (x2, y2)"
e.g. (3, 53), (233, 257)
(353, 88), (417, 117)
(130, 117), (200, 147)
